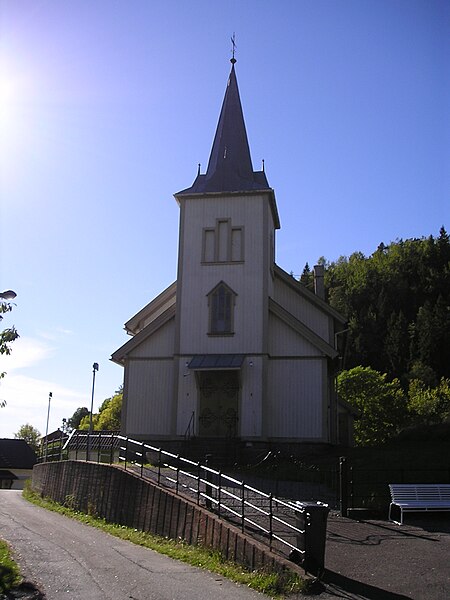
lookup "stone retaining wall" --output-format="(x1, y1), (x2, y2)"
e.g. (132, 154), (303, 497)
(32, 461), (302, 576)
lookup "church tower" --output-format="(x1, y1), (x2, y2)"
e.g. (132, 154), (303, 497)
(112, 55), (349, 449)
(173, 58), (280, 439)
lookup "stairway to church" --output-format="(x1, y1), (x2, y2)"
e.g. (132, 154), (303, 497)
(180, 438), (244, 467)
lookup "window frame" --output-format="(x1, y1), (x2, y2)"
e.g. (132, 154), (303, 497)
(202, 218), (244, 264)
(207, 281), (237, 336)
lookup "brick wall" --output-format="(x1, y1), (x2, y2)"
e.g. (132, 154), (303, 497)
(32, 461), (303, 576)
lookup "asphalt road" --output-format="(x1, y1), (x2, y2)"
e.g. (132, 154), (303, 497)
(0, 490), (268, 600)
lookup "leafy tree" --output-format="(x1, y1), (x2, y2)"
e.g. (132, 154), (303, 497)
(96, 393), (122, 430)
(407, 378), (450, 425)
(67, 407), (90, 430)
(14, 423), (41, 452)
(337, 366), (407, 445)
(79, 413), (97, 431)
(0, 292), (19, 385)
(79, 391), (122, 431)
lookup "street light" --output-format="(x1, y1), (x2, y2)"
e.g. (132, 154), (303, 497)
(45, 392), (52, 461)
(87, 362), (99, 461)
(0, 290), (17, 300)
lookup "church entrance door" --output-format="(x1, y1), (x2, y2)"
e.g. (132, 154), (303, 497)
(197, 371), (239, 438)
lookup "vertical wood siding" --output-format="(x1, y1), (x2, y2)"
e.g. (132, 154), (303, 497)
(240, 356), (264, 437)
(178, 194), (273, 355)
(126, 360), (174, 436)
(129, 318), (175, 357)
(273, 277), (330, 341)
(266, 359), (324, 439)
(268, 313), (322, 356)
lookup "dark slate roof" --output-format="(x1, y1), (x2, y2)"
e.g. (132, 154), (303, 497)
(0, 470), (17, 480)
(177, 62), (271, 195)
(0, 439), (37, 469)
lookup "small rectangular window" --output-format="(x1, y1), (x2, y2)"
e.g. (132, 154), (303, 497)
(202, 219), (244, 264)
(203, 229), (215, 262)
(217, 220), (229, 262)
(231, 228), (243, 262)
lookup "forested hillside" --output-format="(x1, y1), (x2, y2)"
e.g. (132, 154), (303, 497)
(302, 226), (450, 386)
(300, 227), (450, 444)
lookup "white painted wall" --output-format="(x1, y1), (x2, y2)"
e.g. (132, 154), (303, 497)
(129, 318), (175, 357)
(266, 359), (324, 439)
(126, 360), (175, 436)
(268, 313), (323, 356)
(273, 277), (330, 341)
(240, 356), (264, 438)
(177, 193), (276, 356)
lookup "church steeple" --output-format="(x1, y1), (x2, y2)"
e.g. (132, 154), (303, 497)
(177, 59), (271, 195)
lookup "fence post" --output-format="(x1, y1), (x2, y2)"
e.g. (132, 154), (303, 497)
(176, 455), (180, 494)
(339, 456), (348, 517)
(157, 448), (162, 485)
(269, 493), (273, 551)
(241, 481), (245, 532)
(205, 454), (212, 510)
(125, 438), (128, 470)
(110, 434), (114, 464)
(141, 442), (145, 478)
(350, 466), (354, 510)
(197, 462), (201, 505)
(218, 471), (222, 518)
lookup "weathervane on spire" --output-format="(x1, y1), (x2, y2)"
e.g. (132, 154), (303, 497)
(230, 33), (237, 64)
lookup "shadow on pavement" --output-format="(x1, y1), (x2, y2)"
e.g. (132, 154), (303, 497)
(319, 570), (412, 600)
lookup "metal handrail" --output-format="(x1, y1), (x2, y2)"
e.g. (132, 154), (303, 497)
(41, 431), (318, 560)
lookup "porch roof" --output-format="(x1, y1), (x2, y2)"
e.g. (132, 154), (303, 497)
(188, 354), (245, 370)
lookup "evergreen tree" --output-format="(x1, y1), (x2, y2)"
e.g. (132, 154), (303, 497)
(324, 228), (450, 384)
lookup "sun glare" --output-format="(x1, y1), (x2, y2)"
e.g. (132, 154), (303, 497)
(0, 59), (35, 184)
(0, 78), (17, 126)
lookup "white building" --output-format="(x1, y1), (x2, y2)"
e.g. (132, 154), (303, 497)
(112, 59), (350, 452)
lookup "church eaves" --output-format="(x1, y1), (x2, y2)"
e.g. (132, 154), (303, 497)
(176, 61), (272, 196)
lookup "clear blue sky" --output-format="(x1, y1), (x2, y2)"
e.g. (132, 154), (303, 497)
(1, 0), (448, 438)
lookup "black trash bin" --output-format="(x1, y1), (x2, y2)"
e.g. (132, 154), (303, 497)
(289, 501), (329, 576)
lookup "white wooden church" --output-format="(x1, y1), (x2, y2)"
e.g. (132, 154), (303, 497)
(112, 58), (351, 451)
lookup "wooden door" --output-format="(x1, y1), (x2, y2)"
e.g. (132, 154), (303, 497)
(198, 371), (239, 437)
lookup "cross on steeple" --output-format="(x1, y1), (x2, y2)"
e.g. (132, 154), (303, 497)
(231, 33), (237, 64)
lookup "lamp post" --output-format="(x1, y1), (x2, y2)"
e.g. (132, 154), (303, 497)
(0, 290), (17, 300)
(45, 392), (52, 461)
(87, 362), (99, 461)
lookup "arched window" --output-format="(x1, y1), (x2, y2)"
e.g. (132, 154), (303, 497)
(207, 282), (236, 335)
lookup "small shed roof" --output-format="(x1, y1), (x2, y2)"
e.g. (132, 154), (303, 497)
(0, 469), (17, 480)
(63, 430), (121, 451)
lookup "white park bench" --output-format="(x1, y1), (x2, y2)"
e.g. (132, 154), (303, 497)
(388, 484), (450, 525)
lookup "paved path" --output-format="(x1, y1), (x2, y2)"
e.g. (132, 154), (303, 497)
(0, 490), (267, 600)
(3, 489), (450, 600)
(313, 513), (450, 600)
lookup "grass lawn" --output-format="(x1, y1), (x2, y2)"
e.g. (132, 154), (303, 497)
(0, 538), (21, 594)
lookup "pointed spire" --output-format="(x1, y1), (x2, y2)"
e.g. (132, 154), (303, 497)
(177, 58), (270, 195)
(203, 61), (256, 191)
